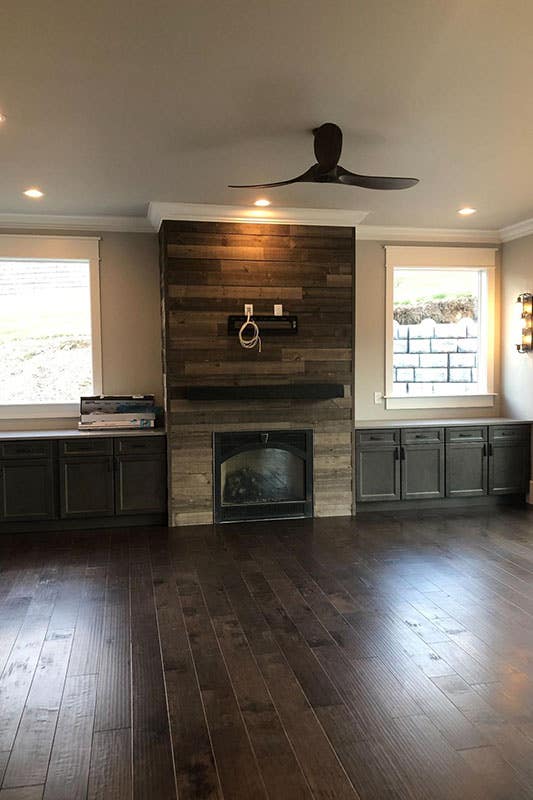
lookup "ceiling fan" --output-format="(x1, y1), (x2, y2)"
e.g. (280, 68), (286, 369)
(229, 122), (419, 190)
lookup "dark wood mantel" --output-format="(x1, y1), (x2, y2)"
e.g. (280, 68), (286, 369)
(185, 383), (345, 401)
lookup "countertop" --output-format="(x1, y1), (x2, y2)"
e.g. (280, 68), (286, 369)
(354, 417), (532, 430)
(0, 428), (166, 441)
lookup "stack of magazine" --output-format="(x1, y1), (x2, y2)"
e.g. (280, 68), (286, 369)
(79, 395), (156, 430)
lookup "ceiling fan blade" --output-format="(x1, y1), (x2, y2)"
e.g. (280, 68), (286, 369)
(228, 165), (316, 189)
(313, 123), (342, 172)
(337, 167), (419, 190)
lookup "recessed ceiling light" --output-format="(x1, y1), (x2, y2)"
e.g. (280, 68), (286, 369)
(458, 207), (477, 216)
(23, 187), (44, 199)
(254, 198), (271, 207)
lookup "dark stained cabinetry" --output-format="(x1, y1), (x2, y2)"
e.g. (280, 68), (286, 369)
(489, 425), (530, 495)
(0, 434), (167, 530)
(401, 428), (445, 500)
(0, 440), (56, 521)
(355, 430), (400, 502)
(59, 438), (115, 518)
(115, 436), (167, 514)
(357, 423), (530, 505)
(445, 426), (488, 498)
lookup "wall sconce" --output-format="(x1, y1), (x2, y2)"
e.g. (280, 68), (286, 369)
(514, 292), (533, 352)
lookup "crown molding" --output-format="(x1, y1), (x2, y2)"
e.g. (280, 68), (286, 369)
(0, 212), (152, 233)
(2, 203), (533, 245)
(499, 217), (533, 243)
(357, 224), (501, 244)
(148, 201), (369, 230)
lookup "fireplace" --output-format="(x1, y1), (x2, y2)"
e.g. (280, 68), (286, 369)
(213, 430), (313, 523)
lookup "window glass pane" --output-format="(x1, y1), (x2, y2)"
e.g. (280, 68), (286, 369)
(0, 260), (93, 404)
(393, 268), (482, 397)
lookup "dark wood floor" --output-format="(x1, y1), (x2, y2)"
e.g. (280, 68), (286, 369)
(2, 509), (533, 799)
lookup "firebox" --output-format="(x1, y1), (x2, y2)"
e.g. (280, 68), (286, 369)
(213, 429), (313, 523)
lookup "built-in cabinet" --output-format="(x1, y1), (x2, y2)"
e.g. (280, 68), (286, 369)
(356, 423), (530, 506)
(0, 434), (167, 529)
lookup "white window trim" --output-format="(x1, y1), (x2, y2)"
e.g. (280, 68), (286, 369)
(384, 245), (498, 411)
(0, 235), (102, 419)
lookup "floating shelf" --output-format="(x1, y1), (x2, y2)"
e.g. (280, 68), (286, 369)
(185, 384), (345, 401)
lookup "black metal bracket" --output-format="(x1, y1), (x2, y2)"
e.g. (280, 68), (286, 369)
(227, 315), (298, 336)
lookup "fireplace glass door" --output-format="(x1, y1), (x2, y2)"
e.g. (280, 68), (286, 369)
(214, 430), (313, 522)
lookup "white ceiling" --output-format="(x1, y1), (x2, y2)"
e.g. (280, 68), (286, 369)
(2, 0), (533, 229)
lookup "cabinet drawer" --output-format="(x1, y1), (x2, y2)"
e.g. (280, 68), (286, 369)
(446, 426), (487, 444)
(489, 425), (530, 443)
(402, 427), (444, 445)
(1, 440), (53, 459)
(114, 436), (166, 455)
(59, 437), (113, 457)
(356, 429), (399, 447)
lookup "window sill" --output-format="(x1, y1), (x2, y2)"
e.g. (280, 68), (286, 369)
(0, 403), (79, 420)
(384, 394), (497, 411)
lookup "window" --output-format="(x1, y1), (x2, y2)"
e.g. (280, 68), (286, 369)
(385, 246), (497, 410)
(0, 236), (101, 418)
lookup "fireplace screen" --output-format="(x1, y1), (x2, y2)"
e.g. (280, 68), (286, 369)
(214, 430), (313, 523)
(222, 448), (305, 505)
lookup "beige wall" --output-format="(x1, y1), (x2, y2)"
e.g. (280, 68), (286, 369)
(0, 229), (162, 431)
(355, 238), (502, 422)
(501, 234), (533, 419)
(0, 227), (510, 432)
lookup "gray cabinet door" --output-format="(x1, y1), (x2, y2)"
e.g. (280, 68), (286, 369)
(489, 442), (529, 495)
(401, 444), (445, 500)
(356, 447), (400, 502)
(446, 443), (488, 497)
(115, 455), (167, 514)
(59, 456), (115, 518)
(0, 460), (56, 520)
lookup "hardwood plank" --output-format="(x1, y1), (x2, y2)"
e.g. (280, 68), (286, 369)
(177, 571), (267, 800)
(43, 674), (96, 800)
(67, 567), (106, 678)
(210, 612), (313, 799)
(87, 729), (132, 800)
(130, 540), (176, 800)
(3, 633), (73, 788)
(93, 541), (130, 733)
(0, 788), (44, 800)
(150, 536), (220, 800)
(460, 745), (532, 800)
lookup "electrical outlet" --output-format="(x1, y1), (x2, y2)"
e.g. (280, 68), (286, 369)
(244, 303), (253, 316)
(374, 391), (383, 404)
(274, 304), (283, 316)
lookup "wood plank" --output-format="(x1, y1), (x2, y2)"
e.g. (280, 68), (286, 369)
(149, 535), (220, 800)
(87, 729), (132, 800)
(43, 674), (97, 800)
(177, 571), (267, 799)
(2, 633), (73, 788)
(130, 540), (175, 800)
(0, 788), (44, 800)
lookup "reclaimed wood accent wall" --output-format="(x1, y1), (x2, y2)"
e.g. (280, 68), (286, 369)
(160, 220), (355, 526)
